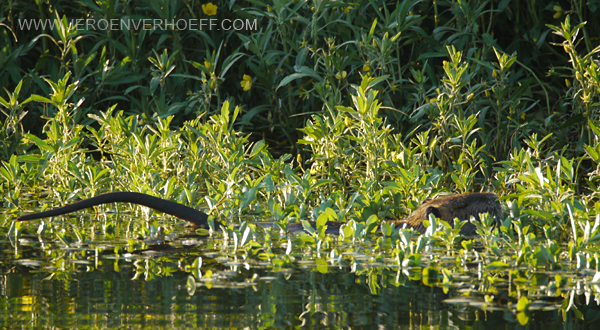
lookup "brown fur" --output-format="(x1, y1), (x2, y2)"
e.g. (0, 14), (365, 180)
(387, 192), (502, 234)
(17, 192), (501, 235)
(297, 192), (502, 234)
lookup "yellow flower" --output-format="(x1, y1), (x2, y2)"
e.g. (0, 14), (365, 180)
(202, 3), (217, 16)
(344, 7), (351, 14)
(466, 92), (474, 102)
(565, 79), (571, 87)
(240, 74), (252, 91)
(363, 61), (371, 72)
(204, 61), (211, 70)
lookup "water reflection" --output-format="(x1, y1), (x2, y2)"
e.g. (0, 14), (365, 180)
(1, 217), (600, 328)
(0, 251), (595, 328)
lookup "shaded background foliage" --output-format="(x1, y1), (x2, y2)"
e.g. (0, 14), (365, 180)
(1, 0), (598, 156)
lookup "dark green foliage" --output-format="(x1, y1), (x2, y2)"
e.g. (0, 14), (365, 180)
(0, 0), (598, 154)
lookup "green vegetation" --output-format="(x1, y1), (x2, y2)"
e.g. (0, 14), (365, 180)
(2, 0), (600, 327)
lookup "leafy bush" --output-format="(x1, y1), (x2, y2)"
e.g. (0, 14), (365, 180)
(1, 0), (600, 244)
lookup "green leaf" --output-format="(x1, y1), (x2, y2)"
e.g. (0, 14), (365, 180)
(365, 214), (379, 234)
(277, 67), (322, 89)
(369, 19), (377, 36)
(316, 208), (335, 230)
(301, 220), (316, 235)
(25, 133), (53, 152)
(220, 52), (245, 77)
(27, 94), (52, 103)
(381, 221), (392, 237)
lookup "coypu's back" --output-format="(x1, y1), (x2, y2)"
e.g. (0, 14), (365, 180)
(389, 193), (501, 234)
(16, 191), (500, 235)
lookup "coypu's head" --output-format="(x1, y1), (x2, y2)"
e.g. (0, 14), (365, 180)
(401, 193), (502, 234)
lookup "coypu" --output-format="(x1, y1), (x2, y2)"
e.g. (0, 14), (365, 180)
(16, 192), (501, 234)
(390, 192), (502, 234)
(294, 192), (501, 235)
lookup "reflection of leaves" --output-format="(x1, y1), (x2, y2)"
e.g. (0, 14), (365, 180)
(517, 296), (530, 325)
(516, 311), (529, 325)
(369, 273), (380, 295)
(316, 258), (328, 274)
(422, 267), (439, 287)
(7, 221), (22, 241)
(187, 275), (196, 296)
(55, 231), (71, 248)
(486, 261), (509, 269)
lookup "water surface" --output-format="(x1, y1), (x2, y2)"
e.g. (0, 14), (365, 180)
(1, 211), (599, 329)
